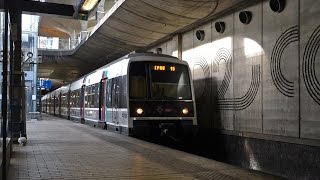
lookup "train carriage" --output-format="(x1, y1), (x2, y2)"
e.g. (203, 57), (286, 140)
(41, 53), (197, 137)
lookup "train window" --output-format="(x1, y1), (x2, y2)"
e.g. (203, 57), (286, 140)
(70, 91), (74, 107)
(61, 93), (67, 107)
(55, 96), (59, 108)
(94, 83), (99, 108)
(119, 75), (127, 108)
(150, 64), (191, 100)
(112, 78), (119, 108)
(74, 91), (77, 107)
(106, 79), (112, 108)
(85, 86), (90, 108)
(129, 62), (147, 99)
(78, 90), (81, 107)
(74, 90), (80, 107)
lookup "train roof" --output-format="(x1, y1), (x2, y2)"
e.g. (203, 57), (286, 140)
(69, 77), (85, 91)
(83, 68), (106, 86)
(128, 53), (187, 65)
(43, 52), (187, 96)
(128, 52), (180, 59)
(54, 85), (69, 94)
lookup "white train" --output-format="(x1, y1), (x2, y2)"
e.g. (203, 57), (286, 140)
(41, 53), (197, 137)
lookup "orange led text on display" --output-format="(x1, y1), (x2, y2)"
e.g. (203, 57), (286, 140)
(153, 65), (166, 71)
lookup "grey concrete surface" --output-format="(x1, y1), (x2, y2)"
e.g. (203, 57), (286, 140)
(148, 0), (320, 177)
(300, 0), (320, 140)
(211, 14), (234, 131)
(151, 0), (320, 143)
(262, 0), (299, 137)
(233, 4), (263, 133)
(8, 114), (279, 180)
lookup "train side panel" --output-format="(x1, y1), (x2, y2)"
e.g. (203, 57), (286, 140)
(69, 78), (85, 122)
(83, 68), (106, 127)
(103, 58), (129, 134)
(59, 86), (70, 119)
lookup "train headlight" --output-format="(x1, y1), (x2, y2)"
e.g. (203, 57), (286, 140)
(182, 108), (189, 115)
(136, 108), (144, 115)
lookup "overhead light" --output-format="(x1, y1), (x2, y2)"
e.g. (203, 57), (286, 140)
(81, 0), (100, 11)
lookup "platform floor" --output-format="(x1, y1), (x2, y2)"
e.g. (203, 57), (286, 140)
(8, 114), (281, 180)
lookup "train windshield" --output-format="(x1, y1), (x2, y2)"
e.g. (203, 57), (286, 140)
(129, 62), (147, 99)
(150, 63), (191, 100)
(129, 61), (192, 100)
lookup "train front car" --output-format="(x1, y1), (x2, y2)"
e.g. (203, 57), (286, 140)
(128, 54), (197, 138)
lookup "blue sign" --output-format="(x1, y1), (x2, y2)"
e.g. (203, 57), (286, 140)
(42, 80), (52, 90)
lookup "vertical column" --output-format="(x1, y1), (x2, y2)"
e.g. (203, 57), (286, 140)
(178, 34), (182, 60)
(2, 1), (9, 179)
(9, 0), (24, 140)
(96, 0), (106, 23)
(32, 16), (40, 114)
(80, 20), (88, 41)
(71, 30), (77, 48)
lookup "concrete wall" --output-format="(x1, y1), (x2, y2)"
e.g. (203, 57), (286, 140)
(149, 0), (320, 178)
(150, 0), (320, 142)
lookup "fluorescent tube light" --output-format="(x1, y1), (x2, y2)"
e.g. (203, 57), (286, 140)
(81, 0), (99, 11)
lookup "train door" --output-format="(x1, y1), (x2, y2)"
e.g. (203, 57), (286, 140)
(53, 96), (56, 115)
(112, 77), (120, 128)
(80, 85), (85, 123)
(67, 90), (71, 120)
(59, 93), (62, 116)
(45, 98), (47, 113)
(99, 79), (105, 121)
(105, 79), (112, 125)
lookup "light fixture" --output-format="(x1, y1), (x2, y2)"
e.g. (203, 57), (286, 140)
(182, 108), (189, 115)
(81, 0), (100, 11)
(136, 108), (143, 115)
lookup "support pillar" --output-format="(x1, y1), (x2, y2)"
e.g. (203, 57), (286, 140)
(9, 0), (24, 141)
(80, 20), (88, 41)
(2, 2), (9, 179)
(96, 0), (106, 23)
(178, 34), (182, 60)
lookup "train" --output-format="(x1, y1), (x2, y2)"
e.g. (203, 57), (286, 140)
(41, 53), (197, 137)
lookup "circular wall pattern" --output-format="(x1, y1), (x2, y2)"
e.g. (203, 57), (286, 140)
(270, 0), (286, 13)
(196, 30), (205, 41)
(192, 56), (210, 104)
(303, 25), (320, 105)
(215, 22), (225, 33)
(270, 26), (298, 97)
(239, 11), (252, 24)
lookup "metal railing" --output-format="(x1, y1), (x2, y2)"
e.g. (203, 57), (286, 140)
(38, 31), (89, 50)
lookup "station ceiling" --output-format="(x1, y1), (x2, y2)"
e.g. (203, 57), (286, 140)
(22, 0), (254, 89)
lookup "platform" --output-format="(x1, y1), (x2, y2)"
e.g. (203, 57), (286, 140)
(8, 114), (281, 180)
